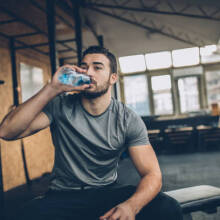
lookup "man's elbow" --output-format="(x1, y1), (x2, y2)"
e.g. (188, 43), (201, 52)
(0, 127), (5, 139)
(0, 127), (15, 141)
(154, 170), (162, 192)
(158, 172), (163, 191)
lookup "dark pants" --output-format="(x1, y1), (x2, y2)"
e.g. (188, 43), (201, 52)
(15, 185), (183, 220)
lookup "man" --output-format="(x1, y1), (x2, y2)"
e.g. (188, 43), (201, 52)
(0, 46), (183, 220)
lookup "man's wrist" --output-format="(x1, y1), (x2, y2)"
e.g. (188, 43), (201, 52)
(125, 198), (142, 215)
(46, 82), (63, 97)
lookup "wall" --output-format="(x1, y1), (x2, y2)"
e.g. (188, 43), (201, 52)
(0, 37), (54, 191)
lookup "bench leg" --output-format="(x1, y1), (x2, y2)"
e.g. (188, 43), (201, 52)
(183, 213), (193, 220)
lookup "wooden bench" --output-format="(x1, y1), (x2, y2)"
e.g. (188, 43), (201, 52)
(165, 185), (220, 219)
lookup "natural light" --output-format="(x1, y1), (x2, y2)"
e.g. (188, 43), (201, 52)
(151, 75), (171, 91)
(119, 45), (220, 74)
(172, 47), (200, 67)
(145, 51), (172, 70)
(118, 54), (146, 73)
(200, 45), (220, 64)
(200, 45), (217, 56)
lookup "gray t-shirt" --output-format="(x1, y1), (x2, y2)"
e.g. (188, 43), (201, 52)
(43, 94), (149, 190)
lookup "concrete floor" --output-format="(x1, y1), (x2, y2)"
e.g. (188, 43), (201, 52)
(117, 151), (220, 220)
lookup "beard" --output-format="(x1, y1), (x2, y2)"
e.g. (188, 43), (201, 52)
(81, 78), (110, 99)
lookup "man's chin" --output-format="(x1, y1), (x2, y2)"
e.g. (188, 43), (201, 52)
(81, 88), (109, 99)
(81, 92), (102, 99)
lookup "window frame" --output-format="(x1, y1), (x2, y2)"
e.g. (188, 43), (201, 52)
(119, 57), (220, 118)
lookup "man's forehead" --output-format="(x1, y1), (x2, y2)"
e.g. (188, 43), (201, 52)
(82, 53), (110, 65)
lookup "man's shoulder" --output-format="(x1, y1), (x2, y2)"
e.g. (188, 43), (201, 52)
(111, 98), (138, 118)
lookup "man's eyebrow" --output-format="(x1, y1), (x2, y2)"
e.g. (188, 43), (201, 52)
(93, 62), (104, 66)
(80, 62), (104, 66)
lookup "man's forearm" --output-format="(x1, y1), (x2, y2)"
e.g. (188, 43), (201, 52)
(0, 83), (59, 139)
(126, 172), (162, 215)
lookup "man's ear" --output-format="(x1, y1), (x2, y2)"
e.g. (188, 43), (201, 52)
(110, 73), (118, 85)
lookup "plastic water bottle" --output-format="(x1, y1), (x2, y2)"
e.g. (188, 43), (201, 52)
(58, 67), (91, 86)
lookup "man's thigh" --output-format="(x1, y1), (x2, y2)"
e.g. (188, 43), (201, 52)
(137, 191), (183, 220)
(14, 193), (92, 220)
(93, 186), (183, 220)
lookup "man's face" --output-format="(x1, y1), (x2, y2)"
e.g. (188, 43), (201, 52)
(80, 53), (114, 99)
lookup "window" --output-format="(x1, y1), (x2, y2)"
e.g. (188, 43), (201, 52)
(151, 75), (173, 115)
(178, 77), (200, 113)
(145, 51), (172, 70)
(20, 63), (44, 102)
(172, 47), (200, 67)
(205, 70), (220, 105)
(200, 45), (220, 64)
(123, 74), (150, 116)
(119, 55), (146, 73)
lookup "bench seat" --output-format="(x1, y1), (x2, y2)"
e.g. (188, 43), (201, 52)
(165, 185), (220, 214)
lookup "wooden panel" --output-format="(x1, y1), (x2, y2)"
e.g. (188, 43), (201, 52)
(16, 53), (54, 181)
(0, 44), (54, 191)
(0, 47), (27, 191)
(22, 128), (54, 180)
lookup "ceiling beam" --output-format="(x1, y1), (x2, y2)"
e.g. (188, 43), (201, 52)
(0, 5), (76, 54)
(12, 32), (43, 38)
(30, 0), (75, 31)
(84, 2), (220, 21)
(15, 42), (49, 50)
(0, 32), (48, 56)
(0, 19), (18, 25)
(87, 7), (198, 46)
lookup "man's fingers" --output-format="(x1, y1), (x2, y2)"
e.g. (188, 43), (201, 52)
(73, 65), (87, 73)
(72, 84), (91, 91)
(109, 209), (121, 220)
(99, 207), (117, 220)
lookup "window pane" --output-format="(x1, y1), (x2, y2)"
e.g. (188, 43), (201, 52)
(205, 70), (220, 105)
(123, 75), (150, 116)
(151, 75), (171, 91)
(172, 47), (200, 67)
(145, 51), (172, 70)
(20, 63), (44, 102)
(119, 55), (146, 73)
(151, 75), (173, 115)
(178, 77), (200, 113)
(200, 45), (220, 64)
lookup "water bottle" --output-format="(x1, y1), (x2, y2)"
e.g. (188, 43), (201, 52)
(58, 67), (91, 86)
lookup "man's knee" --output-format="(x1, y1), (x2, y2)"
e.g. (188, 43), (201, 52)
(137, 192), (183, 220)
(159, 193), (183, 220)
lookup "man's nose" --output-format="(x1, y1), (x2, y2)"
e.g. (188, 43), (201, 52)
(86, 67), (94, 77)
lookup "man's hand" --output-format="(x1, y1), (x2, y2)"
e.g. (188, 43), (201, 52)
(99, 201), (136, 220)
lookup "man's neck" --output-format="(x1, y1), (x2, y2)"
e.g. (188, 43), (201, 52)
(81, 92), (112, 116)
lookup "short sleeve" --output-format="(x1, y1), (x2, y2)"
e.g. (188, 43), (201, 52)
(42, 96), (59, 124)
(125, 110), (150, 147)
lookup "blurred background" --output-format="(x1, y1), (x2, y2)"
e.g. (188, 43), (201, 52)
(0, 0), (220, 219)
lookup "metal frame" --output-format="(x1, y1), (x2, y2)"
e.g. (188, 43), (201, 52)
(0, 4), (78, 59)
(85, 0), (220, 21)
(87, 6), (200, 46)
(0, 137), (5, 220)
(46, 0), (57, 74)
(84, 0), (220, 46)
(72, 0), (83, 65)
(9, 38), (19, 107)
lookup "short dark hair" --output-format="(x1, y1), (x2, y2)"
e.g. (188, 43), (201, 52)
(82, 46), (117, 74)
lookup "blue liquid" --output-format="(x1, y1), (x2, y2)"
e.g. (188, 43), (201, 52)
(58, 68), (91, 86)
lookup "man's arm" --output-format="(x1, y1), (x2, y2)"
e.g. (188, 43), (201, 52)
(100, 144), (162, 220)
(0, 65), (89, 141)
